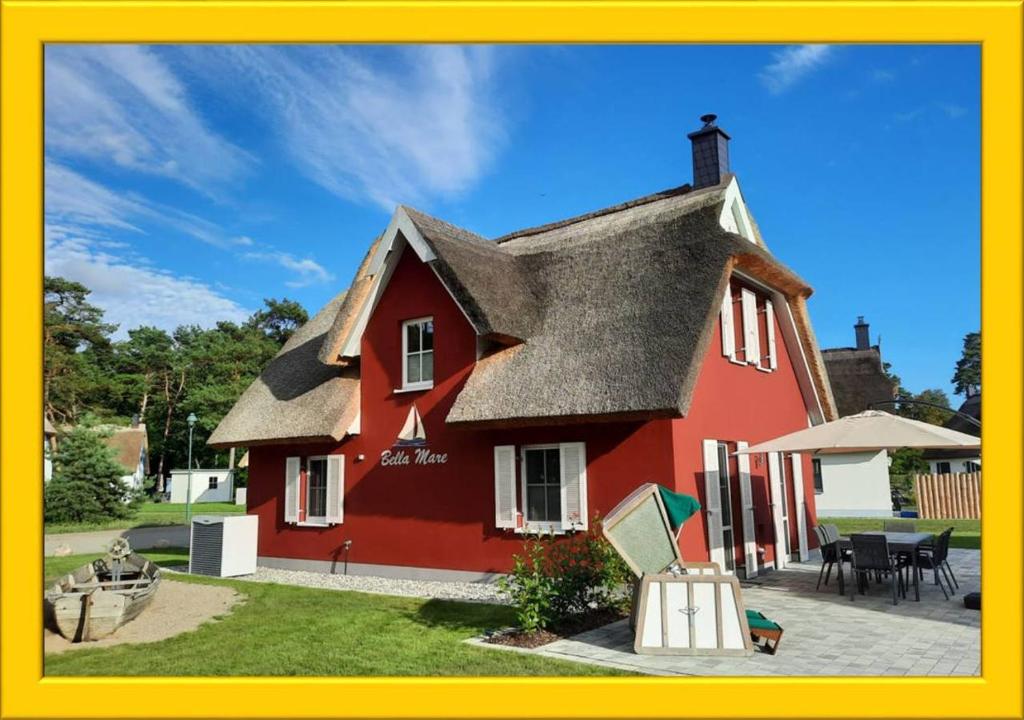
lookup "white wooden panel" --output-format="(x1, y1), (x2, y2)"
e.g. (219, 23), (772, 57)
(765, 299), (778, 370)
(493, 445), (518, 529)
(740, 288), (760, 365)
(701, 440), (726, 570)
(692, 583), (718, 649)
(719, 583), (744, 650)
(736, 441), (759, 579)
(791, 453), (809, 561)
(326, 454), (344, 525)
(665, 582), (690, 648)
(720, 287), (736, 359)
(559, 442), (587, 530)
(768, 452), (787, 569)
(284, 457), (300, 524)
(641, 582), (663, 648)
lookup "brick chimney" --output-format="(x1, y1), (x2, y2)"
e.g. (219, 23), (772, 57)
(854, 316), (870, 350)
(687, 114), (731, 189)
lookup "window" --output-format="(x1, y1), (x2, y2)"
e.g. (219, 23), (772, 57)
(812, 459), (823, 494)
(716, 442), (736, 573)
(208, 476), (218, 489)
(306, 456), (328, 523)
(401, 317), (434, 390)
(523, 447), (561, 525)
(935, 461), (952, 474)
(965, 461), (980, 473)
(723, 281), (776, 371)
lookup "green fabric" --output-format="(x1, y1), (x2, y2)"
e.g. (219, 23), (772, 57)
(746, 609), (781, 631)
(657, 486), (701, 531)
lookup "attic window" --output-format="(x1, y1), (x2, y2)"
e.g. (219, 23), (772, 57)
(401, 317), (434, 391)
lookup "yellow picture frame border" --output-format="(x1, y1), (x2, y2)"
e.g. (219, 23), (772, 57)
(2, 2), (1020, 718)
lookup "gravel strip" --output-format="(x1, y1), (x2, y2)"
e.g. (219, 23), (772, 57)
(226, 566), (509, 604)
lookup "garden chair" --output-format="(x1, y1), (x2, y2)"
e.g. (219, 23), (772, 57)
(883, 519), (916, 533)
(849, 534), (906, 605)
(812, 526), (841, 591)
(745, 609), (783, 654)
(822, 524), (853, 562)
(914, 528), (956, 599)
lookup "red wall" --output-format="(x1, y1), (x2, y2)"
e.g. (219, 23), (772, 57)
(247, 251), (819, 575)
(670, 278), (819, 569)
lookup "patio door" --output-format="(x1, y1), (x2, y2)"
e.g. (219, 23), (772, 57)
(767, 451), (788, 569)
(736, 441), (759, 578)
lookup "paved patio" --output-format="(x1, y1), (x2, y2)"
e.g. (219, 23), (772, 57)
(536, 549), (980, 676)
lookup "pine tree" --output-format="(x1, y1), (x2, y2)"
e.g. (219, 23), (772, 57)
(45, 424), (136, 524)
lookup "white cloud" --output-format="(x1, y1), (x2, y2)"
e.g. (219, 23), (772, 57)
(759, 45), (833, 94)
(45, 161), (248, 249)
(244, 250), (333, 288)
(45, 45), (253, 196)
(45, 230), (250, 335)
(939, 103), (968, 119)
(181, 45), (505, 210)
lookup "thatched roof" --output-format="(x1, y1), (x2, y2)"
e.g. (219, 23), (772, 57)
(210, 174), (836, 444)
(821, 346), (898, 418)
(447, 182), (824, 425)
(208, 291), (359, 448)
(99, 425), (149, 474)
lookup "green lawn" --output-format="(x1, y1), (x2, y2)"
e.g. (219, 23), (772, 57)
(44, 550), (628, 677)
(826, 517), (980, 549)
(45, 502), (245, 534)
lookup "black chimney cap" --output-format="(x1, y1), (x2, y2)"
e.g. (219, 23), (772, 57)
(687, 113), (731, 140)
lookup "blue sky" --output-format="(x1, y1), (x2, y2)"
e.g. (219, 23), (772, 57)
(44, 44), (979, 402)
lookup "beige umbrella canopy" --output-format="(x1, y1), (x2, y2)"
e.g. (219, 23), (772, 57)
(736, 410), (981, 455)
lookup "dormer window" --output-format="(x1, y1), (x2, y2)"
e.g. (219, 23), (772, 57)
(401, 317), (434, 391)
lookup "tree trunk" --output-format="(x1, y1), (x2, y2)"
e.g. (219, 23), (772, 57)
(155, 370), (186, 485)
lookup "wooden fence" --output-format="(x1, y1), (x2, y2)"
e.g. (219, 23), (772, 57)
(913, 472), (981, 519)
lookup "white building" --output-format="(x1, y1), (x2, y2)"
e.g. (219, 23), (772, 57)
(812, 450), (893, 518)
(169, 468), (235, 503)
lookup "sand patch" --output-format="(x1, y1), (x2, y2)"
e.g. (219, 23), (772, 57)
(45, 579), (242, 654)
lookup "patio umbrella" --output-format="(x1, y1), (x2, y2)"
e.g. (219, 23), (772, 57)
(735, 410), (981, 455)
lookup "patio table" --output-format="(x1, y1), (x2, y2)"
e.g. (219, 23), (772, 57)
(836, 532), (934, 601)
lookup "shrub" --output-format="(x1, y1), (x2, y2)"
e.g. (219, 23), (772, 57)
(498, 518), (632, 633)
(45, 424), (136, 524)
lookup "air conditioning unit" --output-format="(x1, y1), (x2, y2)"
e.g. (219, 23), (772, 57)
(189, 514), (258, 577)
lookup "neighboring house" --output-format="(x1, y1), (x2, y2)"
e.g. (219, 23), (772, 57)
(924, 393), (981, 474)
(817, 318), (899, 517)
(99, 419), (150, 493)
(44, 416), (56, 483)
(168, 468), (235, 503)
(210, 116), (838, 582)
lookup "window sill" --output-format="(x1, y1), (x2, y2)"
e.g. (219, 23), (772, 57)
(293, 520), (336, 528)
(512, 524), (585, 536)
(394, 383), (433, 395)
(755, 365), (774, 374)
(728, 358), (747, 367)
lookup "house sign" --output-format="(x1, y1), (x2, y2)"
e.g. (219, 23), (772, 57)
(380, 405), (449, 466)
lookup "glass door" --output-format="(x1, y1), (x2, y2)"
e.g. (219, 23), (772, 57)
(716, 442), (736, 572)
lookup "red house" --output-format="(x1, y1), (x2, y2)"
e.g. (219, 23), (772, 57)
(210, 117), (837, 582)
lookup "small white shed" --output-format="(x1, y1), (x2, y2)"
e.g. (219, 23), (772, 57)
(169, 468), (234, 504)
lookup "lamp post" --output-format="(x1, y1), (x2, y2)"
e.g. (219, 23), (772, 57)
(186, 412), (197, 528)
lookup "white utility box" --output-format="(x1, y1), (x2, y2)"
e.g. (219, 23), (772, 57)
(189, 514), (258, 577)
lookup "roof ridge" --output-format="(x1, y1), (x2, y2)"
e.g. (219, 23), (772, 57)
(400, 205), (493, 246)
(494, 183), (699, 244)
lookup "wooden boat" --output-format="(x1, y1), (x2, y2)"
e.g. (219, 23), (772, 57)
(45, 539), (161, 642)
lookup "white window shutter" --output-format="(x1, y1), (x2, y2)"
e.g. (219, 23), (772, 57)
(735, 441), (758, 579)
(326, 454), (344, 525)
(559, 442), (588, 531)
(790, 453), (808, 561)
(740, 289), (760, 365)
(765, 299), (778, 370)
(767, 452), (787, 569)
(284, 456), (300, 524)
(720, 288), (736, 360)
(701, 440), (726, 571)
(493, 445), (518, 529)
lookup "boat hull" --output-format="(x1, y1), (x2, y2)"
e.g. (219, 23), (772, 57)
(46, 551), (161, 642)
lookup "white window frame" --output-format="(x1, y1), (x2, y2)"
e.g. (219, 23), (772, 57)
(400, 316), (434, 392)
(303, 455), (330, 527)
(520, 444), (564, 534)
